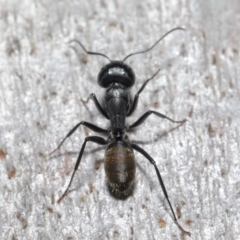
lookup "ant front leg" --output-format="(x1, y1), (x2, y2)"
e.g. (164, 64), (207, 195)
(86, 93), (109, 119)
(128, 110), (186, 130)
(131, 143), (191, 236)
(49, 121), (108, 155)
(127, 68), (161, 116)
(57, 136), (108, 203)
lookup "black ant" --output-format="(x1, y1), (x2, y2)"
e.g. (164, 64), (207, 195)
(50, 27), (190, 236)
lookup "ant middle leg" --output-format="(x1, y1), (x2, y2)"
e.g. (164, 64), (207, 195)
(49, 121), (108, 155)
(127, 68), (161, 116)
(57, 136), (108, 203)
(128, 110), (186, 130)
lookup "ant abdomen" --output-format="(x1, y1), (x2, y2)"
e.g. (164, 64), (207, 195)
(104, 141), (136, 197)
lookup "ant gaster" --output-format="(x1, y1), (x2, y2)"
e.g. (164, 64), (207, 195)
(50, 27), (190, 236)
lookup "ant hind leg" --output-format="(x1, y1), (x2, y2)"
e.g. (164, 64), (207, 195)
(57, 136), (108, 203)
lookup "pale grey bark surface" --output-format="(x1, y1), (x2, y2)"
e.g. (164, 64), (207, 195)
(0, 1), (239, 239)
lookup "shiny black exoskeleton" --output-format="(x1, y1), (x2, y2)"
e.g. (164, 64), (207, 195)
(50, 27), (190, 235)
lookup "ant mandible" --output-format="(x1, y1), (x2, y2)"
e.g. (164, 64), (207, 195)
(50, 27), (190, 236)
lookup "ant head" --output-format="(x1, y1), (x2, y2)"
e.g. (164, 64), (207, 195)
(98, 61), (135, 88)
(69, 27), (185, 89)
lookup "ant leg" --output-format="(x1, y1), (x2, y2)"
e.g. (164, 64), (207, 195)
(87, 93), (109, 119)
(49, 121), (108, 155)
(129, 110), (186, 130)
(57, 136), (108, 203)
(131, 143), (177, 221)
(127, 68), (161, 116)
(131, 143), (191, 236)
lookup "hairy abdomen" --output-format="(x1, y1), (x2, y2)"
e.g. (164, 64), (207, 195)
(104, 141), (135, 198)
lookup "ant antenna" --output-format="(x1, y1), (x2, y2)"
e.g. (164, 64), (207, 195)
(122, 27), (185, 62)
(69, 39), (112, 62)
